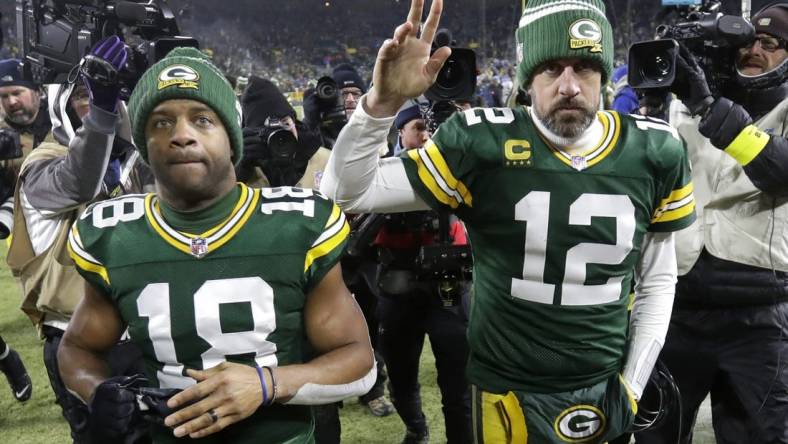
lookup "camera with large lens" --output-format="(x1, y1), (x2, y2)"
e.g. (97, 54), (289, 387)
(422, 29), (477, 133)
(426, 29), (477, 103)
(261, 116), (298, 166)
(308, 75), (347, 147)
(0, 128), (22, 160)
(628, 0), (754, 93)
(16, 0), (198, 94)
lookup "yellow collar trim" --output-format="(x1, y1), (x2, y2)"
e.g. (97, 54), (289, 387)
(145, 184), (260, 258)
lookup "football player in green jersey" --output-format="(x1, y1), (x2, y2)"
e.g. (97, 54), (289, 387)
(320, 0), (696, 442)
(58, 47), (375, 443)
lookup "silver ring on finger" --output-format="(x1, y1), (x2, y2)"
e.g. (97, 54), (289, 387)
(207, 409), (219, 424)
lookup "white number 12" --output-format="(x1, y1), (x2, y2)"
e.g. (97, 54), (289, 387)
(511, 192), (635, 306)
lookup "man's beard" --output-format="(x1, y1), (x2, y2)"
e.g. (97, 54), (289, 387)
(533, 96), (595, 139)
(6, 108), (37, 126)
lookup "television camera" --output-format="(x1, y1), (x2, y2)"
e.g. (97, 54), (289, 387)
(628, 0), (754, 94)
(15, 0), (197, 96)
(421, 28), (477, 133)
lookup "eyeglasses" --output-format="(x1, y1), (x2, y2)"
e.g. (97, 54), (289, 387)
(741, 36), (786, 52)
(341, 90), (362, 100)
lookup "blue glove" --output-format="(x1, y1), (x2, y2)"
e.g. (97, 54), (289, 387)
(79, 36), (128, 113)
(88, 374), (147, 438)
(670, 43), (714, 117)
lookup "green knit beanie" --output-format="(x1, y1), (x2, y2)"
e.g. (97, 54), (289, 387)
(128, 47), (243, 165)
(516, 0), (614, 87)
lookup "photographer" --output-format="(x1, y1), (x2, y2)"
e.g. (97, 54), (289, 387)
(372, 104), (471, 444)
(303, 63), (382, 151)
(236, 76), (330, 189)
(636, 4), (788, 443)
(6, 36), (152, 443)
(0, 58), (54, 238)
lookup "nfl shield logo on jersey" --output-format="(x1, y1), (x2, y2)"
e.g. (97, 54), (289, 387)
(190, 237), (209, 258)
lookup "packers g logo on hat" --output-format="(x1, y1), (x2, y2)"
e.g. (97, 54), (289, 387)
(157, 64), (200, 90)
(553, 404), (606, 442)
(569, 19), (603, 53)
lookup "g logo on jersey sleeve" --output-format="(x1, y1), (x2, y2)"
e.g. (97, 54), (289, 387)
(553, 405), (606, 443)
(569, 19), (603, 53)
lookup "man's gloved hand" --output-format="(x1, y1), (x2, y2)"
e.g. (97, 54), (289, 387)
(79, 35), (128, 113)
(670, 44), (714, 117)
(636, 88), (670, 119)
(89, 374), (147, 438)
(241, 127), (268, 163)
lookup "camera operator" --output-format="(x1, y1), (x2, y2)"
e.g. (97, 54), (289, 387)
(303, 63), (385, 152)
(236, 76), (330, 189)
(371, 104), (471, 444)
(636, 4), (788, 443)
(333, 63), (365, 120)
(6, 36), (152, 444)
(0, 58), (54, 238)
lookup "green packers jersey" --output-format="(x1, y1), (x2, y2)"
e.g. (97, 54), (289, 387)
(402, 107), (695, 394)
(68, 183), (349, 444)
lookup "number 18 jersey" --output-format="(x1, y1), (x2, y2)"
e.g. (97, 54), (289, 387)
(68, 184), (349, 443)
(401, 107), (695, 394)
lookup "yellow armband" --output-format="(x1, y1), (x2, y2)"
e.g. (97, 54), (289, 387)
(724, 125), (770, 166)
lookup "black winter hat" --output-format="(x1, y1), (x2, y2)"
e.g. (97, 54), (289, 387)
(241, 76), (296, 128)
(0, 59), (38, 90)
(752, 3), (788, 42)
(331, 63), (366, 93)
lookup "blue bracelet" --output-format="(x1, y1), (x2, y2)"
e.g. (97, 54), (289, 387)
(256, 365), (268, 405)
(264, 366), (277, 405)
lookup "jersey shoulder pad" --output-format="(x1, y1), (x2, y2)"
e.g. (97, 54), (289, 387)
(621, 113), (687, 172)
(76, 193), (148, 240)
(72, 193), (148, 254)
(69, 194), (148, 290)
(431, 106), (523, 164)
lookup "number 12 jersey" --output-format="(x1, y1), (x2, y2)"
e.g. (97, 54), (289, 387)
(401, 107), (695, 394)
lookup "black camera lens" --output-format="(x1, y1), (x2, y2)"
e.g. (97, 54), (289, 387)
(267, 129), (298, 164)
(641, 52), (673, 81)
(316, 79), (338, 101)
(628, 39), (678, 89)
(435, 59), (464, 90)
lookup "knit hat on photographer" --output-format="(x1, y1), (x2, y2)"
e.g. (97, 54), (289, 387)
(515, 0), (614, 86)
(331, 63), (367, 93)
(752, 3), (788, 42)
(0, 59), (38, 90)
(128, 47), (243, 164)
(241, 76), (296, 128)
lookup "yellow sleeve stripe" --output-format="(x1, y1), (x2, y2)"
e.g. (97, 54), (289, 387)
(325, 203), (341, 229)
(724, 125), (770, 166)
(407, 141), (472, 209)
(655, 182), (694, 210)
(651, 182), (696, 223)
(67, 225), (110, 285)
(651, 197), (695, 223)
(304, 219), (350, 272)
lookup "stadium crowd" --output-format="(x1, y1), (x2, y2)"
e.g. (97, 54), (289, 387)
(0, 0), (786, 443)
